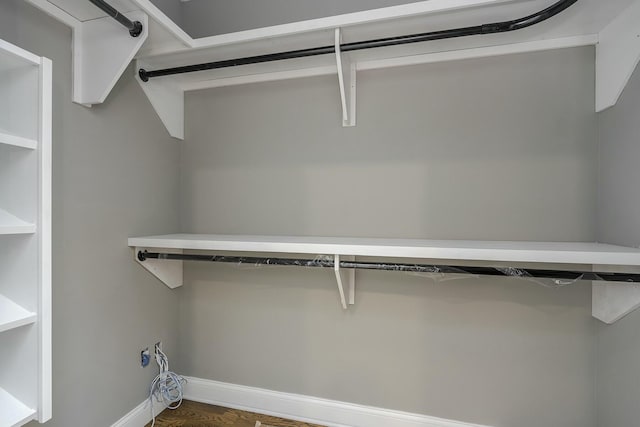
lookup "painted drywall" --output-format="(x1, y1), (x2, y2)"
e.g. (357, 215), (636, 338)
(181, 0), (420, 38)
(150, 0), (183, 27)
(0, 1), (181, 426)
(179, 47), (598, 427)
(597, 63), (640, 247)
(596, 62), (640, 427)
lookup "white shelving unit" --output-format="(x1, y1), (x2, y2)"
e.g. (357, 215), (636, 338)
(23, 0), (640, 140)
(19, 0), (640, 321)
(129, 234), (640, 265)
(129, 234), (640, 324)
(22, 0), (636, 324)
(24, 0), (640, 138)
(0, 38), (52, 427)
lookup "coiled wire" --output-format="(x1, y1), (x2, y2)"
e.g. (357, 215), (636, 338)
(149, 347), (186, 427)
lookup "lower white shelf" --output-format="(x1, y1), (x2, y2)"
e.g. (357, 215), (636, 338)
(0, 130), (37, 150)
(0, 209), (35, 235)
(129, 234), (640, 324)
(0, 387), (36, 427)
(0, 295), (36, 334)
(128, 234), (640, 266)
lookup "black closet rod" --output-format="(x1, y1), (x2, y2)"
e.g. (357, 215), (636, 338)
(138, 0), (578, 82)
(88, 0), (143, 37)
(137, 251), (640, 284)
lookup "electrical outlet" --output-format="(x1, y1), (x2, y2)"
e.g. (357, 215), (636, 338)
(155, 341), (162, 354)
(141, 347), (150, 367)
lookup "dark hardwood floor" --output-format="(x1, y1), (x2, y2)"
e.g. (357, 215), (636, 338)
(145, 400), (325, 427)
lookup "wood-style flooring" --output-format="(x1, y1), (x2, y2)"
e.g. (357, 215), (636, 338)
(145, 400), (325, 427)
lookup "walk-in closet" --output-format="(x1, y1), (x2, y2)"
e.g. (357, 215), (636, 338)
(1, 1), (640, 426)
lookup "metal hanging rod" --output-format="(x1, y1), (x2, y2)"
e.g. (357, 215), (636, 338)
(138, 0), (578, 82)
(88, 0), (143, 37)
(137, 251), (640, 283)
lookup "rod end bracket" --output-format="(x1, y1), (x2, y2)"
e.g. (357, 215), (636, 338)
(138, 68), (149, 82)
(130, 21), (143, 38)
(137, 250), (147, 262)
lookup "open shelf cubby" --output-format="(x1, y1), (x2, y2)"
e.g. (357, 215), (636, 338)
(0, 387), (36, 427)
(0, 294), (36, 334)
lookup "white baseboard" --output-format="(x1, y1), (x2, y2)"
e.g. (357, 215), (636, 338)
(110, 397), (167, 427)
(183, 376), (494, 427)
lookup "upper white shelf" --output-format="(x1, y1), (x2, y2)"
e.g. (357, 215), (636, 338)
(129, 234), (640, 266)
(31, 0), (632, 56)
(0, 387), (36, 427)
(130, 0), (635, 138)
(138, 0), (627, 58)
(0, 295), (36, 334)
(0, 209), (36, 235)
(133, 0), (622, 81)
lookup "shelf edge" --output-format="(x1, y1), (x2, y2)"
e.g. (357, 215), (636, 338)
(0, 313), (37, 334)
(0, 132), (37, 150)
(0, 294), (37, 334)
(128, 236), (640, 267)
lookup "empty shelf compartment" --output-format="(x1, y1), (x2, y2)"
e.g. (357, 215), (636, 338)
(0, 294), (36, 334)
(0, 387), (36, 427)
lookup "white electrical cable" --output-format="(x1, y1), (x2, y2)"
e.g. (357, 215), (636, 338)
(148, 346), (186, 427)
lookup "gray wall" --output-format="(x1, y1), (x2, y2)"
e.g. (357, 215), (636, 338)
(179, 47), (598, 427)
(0, 1), (181, 426)
(181, 0), (419, 38)
(150, 0), (183, 28)
(597, 64), (640, 247)
(596, 62), (640, 427)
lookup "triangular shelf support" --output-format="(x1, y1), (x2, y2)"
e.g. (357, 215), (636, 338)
(74, 12), (148, 105)
(136, 60), (185, 139)
(24, 0), (149, 106)
(596, 0), (640, 112)
(592, 265), (640, 324)
(134, 247), (183, 289)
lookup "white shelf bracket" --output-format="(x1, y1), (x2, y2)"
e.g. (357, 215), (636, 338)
(593, 282), (640, 324)
(334, 254), (348, 309)
(333, 254), (356, 309)
(592, 265), (640, 324)
(136, 60), (185, 139)
(334, 28), (357, 127)
(135, 247), (183, 288)
(74, 12), (149, 105)
(24, 0), (149, 106)
(596, 0), (640, 112)
(345, 255), (356, 305)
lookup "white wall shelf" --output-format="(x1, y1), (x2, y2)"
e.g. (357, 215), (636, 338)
(0, 209), (36, 235)
(0, 387), (36, 427)
(0, 131), (37, 150)
(131, 0), (621, 139)
(0, 38), (52, 427)
(130, 234), (640, 323)
(26, 0), (638, 138)
(129, 234), (640, 266)
(0, 294), (36, 334)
